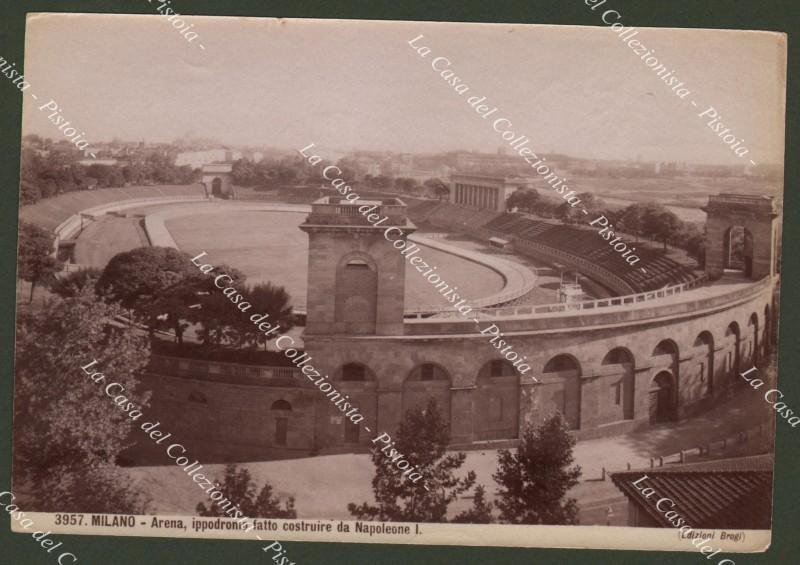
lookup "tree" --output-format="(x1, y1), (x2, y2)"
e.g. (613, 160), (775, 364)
(189, 264), (247, 346)
(424, 178), (450, 201)
(14, 287), (151, 513)
(197, 464), (296, 519)
(98, 247), (203, 339)
(228, 282), (294, 348)
(348, 399), (477, 523)
(493, 412), (582, 525)
(50, 267), (102, 298)
(679, 223), (706, 266)
(620, 203), (646, 243)
(642, 204), (682, 251)
(451, 484), (494, 523)
(506, 189), (539, 213)
(557, 192), (600, 224)
(17, 222), (62, 303)
(19, 180), (42, 205)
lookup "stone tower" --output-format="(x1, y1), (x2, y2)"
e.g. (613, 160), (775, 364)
(703, 193), (779, 280)
(300, 196), (416, 335)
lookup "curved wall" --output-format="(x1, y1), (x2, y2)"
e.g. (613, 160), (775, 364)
(136, 277), (776, 461)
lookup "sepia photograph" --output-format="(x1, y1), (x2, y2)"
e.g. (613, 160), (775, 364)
(1, 4), (795, 564)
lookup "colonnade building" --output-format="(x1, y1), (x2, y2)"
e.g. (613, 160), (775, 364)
(450, 174), (529, 212)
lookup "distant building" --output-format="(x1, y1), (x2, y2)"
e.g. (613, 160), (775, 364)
(450, 173), (532, 212)
(176, 149), (242, 169)
(201, 163), (235, 199)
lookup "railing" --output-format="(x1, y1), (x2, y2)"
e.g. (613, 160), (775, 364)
(150, 354), (300, 382)
(407, 274), (714, 320)
(53, 194), (207, 242)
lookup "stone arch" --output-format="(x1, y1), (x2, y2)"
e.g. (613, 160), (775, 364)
(704, 194), (778, 280)
(211, 177), (223, 197)
(651, 339), (680, 416)
(723, 226), (754, 277)
(334, 252), (378, 333)
(649, 371), (676, 423)
(338, 362), (375, 382)
(747, 312), (759, 365)
(334, 362), (377, 446)
(693, 331), (715, 397)
(475, 359), (519, 440)
(601, 347), (635, 420)
(270, 399), (292, 446)
(270, 399), (292, 411)
(543, 354), (582, 430)
(724, 321), (741, 384)
(403, 363), (451, 429)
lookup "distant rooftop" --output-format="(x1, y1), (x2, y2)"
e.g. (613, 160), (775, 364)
(202, 163), (233, 173)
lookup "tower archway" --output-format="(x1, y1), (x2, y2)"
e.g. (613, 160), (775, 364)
(334, 253), (378, 334)
(703, 194), (778, 280)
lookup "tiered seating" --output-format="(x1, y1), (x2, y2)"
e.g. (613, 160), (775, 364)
(405, 199), (443, 222)
(19, 185), (205, 231)
(474, 211), (700, 293)
(420, 202), (503, 231)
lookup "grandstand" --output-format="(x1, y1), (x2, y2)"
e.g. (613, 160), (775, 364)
(408, 204), (701, 294)
(19, 185), (205, 231)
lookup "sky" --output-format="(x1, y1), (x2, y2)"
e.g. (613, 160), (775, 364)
(20, 13), (786, 165)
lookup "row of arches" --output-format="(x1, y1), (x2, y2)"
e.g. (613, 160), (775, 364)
(185, 307), (771, 448)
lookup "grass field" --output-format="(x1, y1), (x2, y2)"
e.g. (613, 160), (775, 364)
(164, 209), (506, 309)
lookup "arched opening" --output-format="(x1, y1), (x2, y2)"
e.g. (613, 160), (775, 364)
(543, 354), (582, 430)
(476, 360), (519, 440)
(649, 371), (676, 424)
(693, 331), (715, 397)
(270, 399), (292, 446)
(652, 339), (680, 405)
(211, 177), (223, 197)
(723, 226), (753, 277)
(336, 362), (376, 446)
(725, 322), (741, 384)
(748, 313), (759, 366)
(335, 254), (378, 332)
(601, 347), (635, 420)
(403, 363), (451, 430)
(341, 362), (369, 382)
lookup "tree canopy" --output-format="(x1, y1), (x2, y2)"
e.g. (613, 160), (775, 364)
(17, 221), (62, 303)
(14, 287), (151, 513)
(348, 399), (479, 523)
(197, 464), (296, 519)
(493, 412), (582, 525)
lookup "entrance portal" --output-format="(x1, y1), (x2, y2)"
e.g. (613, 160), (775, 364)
(211, 177), (223, 197)
(649, 371), (675, 424)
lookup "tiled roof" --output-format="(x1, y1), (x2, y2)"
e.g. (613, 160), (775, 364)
(610, 455), (773, 529)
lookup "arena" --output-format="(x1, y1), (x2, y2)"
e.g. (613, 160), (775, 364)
(20, 177), (780, 462)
